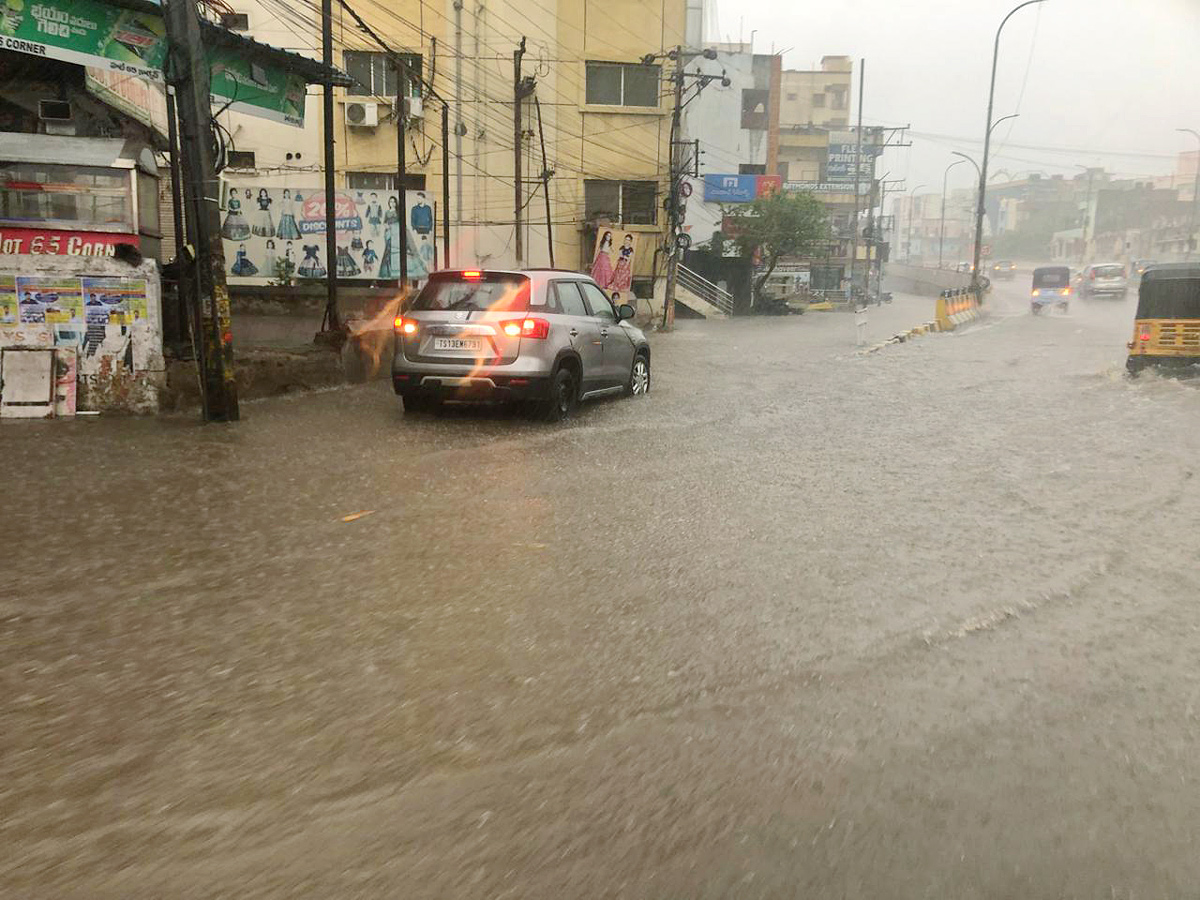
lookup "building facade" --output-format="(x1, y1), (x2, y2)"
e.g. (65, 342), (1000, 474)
(216, 0), (696, 290)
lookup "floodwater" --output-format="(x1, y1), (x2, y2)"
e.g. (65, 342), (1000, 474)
(3, 274), (1199, 898)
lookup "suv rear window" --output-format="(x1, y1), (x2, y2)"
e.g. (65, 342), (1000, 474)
(411, 273), (530, 312)
(1095, 265), (1124, 278)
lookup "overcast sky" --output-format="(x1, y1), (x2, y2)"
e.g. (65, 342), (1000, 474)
(714, 0), (1200, 202)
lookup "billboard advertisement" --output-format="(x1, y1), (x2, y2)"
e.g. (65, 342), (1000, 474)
(0, 0), (306, 125)
(703, 174), (782, 203)
(221, 185), (435, 284)
(826, 130), (881, 182)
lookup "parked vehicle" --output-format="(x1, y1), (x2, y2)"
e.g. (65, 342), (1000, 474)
(1030, 266), (1072, 314)
(1079, 263), (1128, 299)
(392, 269), (651, 421)
(1126, 263), (1200, 376)
(990, 260), (1016, 280)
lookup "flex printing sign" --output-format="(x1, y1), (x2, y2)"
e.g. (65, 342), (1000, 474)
(826, 130), (881, 182)
(703, 174), (783, 203)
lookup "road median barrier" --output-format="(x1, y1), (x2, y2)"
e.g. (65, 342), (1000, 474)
(859, 288), (985, 354)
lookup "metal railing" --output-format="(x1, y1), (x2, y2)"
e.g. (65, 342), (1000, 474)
(677, 264), (735, 316)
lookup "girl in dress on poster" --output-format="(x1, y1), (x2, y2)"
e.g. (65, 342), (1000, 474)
(276, 189), (301, 240)
(590, 230), (615, 288)
(221, 186), (250, 240)
(282, 242), (296, 278)
(335, 244), (360, 277)
(297, 244), (326, 279)
(361, 239), (378, 274)
(252, 188), (275, 237)
(230, 243), (258, 276)
(379, 196), (401, 278)
(350, 192), (366, 251)
(263, 240), (277, 277)
(610, 233), (635, 293)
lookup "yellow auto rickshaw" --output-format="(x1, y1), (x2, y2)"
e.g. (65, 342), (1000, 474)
(1126, 264), (1200, 375)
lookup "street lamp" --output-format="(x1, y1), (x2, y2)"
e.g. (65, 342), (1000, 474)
(906, 183), (926, 263)
(972, 0), (1048, 297)
(1075, 163), (1095, 268)
(939, 158), (967, 268)
(1178, 128), (1200, 261)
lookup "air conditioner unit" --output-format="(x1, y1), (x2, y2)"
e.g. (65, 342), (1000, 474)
(345, 101), (378, 127)
(403, 96), (424, 119)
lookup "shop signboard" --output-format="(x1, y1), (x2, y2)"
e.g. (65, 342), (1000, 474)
(0, 227), (139, 257)
(826, 130), (881, 182)
(1, 0), (306, 125)
(704, 174), (784, 203)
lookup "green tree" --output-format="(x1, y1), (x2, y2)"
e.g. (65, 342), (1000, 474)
(727, 191), (829, 298)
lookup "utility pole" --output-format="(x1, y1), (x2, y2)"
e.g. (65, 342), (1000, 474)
(453, 0), (464, 256)
(513, 37), (527, 268)
(162, 0), (238, 421)
(442, 103), (451, 269)
(320, 0), (340, 334)
(849, 58), (865, 302)
(1076, 164), (1095, 268)
(661, 46), (684, 330)
(534, 94), (555, 267)
(394, 57), (408, 287)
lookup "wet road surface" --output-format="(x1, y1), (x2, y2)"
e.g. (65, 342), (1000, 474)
(4, 277), (1200, 898)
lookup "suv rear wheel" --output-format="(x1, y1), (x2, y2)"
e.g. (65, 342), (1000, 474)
(538, 367), (577, 422)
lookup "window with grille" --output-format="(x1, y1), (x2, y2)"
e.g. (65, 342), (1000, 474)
(346, 172), (427, 191)
(344, 51), (423, 98)
(585, 62), (660, 108)
(584, 180), (656, 224)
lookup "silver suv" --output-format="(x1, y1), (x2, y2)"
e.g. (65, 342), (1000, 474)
(392, 269), (651, 421)
(1079, 263), (1128, 299)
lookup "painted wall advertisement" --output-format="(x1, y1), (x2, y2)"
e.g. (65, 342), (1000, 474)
(0, 0), (305, 125)
(221, 186), (436, 284)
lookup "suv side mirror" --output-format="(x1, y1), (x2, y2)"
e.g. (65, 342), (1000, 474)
(617, 303), (636, 322)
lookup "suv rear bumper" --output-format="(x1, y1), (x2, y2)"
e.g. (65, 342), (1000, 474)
(393, 371), (552, 401)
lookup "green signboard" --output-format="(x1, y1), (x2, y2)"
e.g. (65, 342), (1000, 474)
(209, 43), (308, 127)
(0, 0), (306, 126)
(0, 0), (166, 80)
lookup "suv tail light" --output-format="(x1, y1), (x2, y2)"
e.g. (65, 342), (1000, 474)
(501, 317), (550, 339)
(395, 316), (418, 335)
(1140, 328), (1152, 342)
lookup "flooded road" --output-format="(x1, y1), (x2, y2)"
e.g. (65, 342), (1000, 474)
(4, 278), (1200, 898)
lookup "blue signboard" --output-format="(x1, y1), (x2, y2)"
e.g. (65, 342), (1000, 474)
(704, 174), (757, 203)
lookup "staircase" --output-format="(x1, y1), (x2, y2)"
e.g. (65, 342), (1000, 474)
(657, 265), (734, 319)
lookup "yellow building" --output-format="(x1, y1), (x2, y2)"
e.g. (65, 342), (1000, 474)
(217, 0), (692, 288)
(778, 56), (853, 130)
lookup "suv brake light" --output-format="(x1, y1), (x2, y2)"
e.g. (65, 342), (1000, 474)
(395, 316), (418, 335)
(500, 317), (550, 339)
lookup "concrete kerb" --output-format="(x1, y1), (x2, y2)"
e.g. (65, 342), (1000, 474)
(859, 287), (986, 355)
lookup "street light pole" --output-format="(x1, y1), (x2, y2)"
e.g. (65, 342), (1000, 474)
(1075, 163), (1095, 268)
(953, 151), (981, 272)
(972, 0), (1047, 299)
(940, 158), (966, 269)
(906, 183), (925, 263)
(1178, 128), (1200, 261)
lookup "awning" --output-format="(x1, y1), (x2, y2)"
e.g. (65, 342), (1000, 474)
(0, 134), (158, 174)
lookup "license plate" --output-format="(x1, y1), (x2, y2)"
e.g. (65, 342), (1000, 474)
(433, 337), (483, 352)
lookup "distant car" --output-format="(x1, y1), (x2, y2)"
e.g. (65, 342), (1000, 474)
(1130, 259), (1157, 283)
(1080, 263), (1128, 299)
(990, 260), (1016, 280)
(392, 269), (651, 421)
(955, 261), (974, 273)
